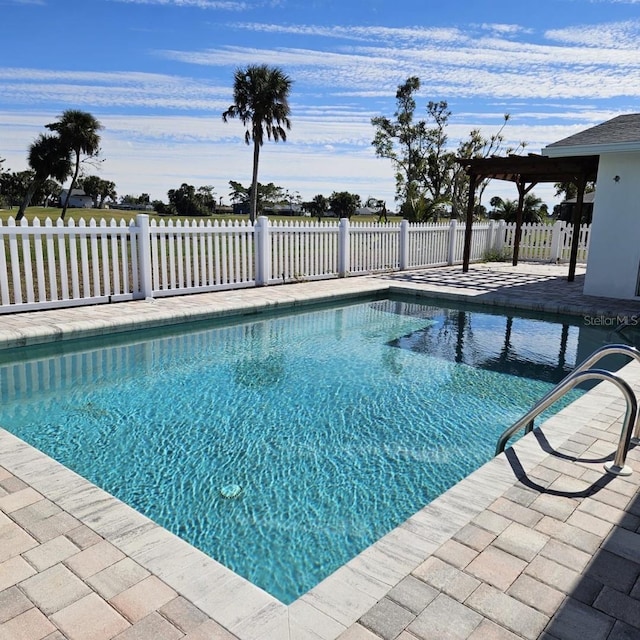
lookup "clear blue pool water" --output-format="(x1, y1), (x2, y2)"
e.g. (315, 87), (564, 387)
(0, 297), (616, 603)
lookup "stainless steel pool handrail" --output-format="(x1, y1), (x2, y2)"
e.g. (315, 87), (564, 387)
(517, 344), (640, 441)
(495, 344), (640, 476)
(568, 343), (640, 388)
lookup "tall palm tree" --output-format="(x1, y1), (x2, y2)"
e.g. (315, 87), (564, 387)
(222, 65), (292, 223)
(16, 134), (72, 220)
(46, 110), (103, 219)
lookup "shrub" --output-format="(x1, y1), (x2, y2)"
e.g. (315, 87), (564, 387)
(483, 247), (512, 262)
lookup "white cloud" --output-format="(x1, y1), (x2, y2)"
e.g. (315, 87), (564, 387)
(0, 68), (231, 110)
(227, 22), (467, 45)
(477, 23), (532, 36)
(545, 20), (640, 48)
(0, 106), (609, 209)
(109, 0), (249, 9)
(154, 21), (640, 103)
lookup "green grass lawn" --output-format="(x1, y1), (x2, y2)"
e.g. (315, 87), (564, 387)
(0, 206), (403, 226)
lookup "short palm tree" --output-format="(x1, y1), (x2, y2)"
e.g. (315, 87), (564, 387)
(98, 180), (117, 209)
(222, 65), (292, 223)
(46, 110), (103, 219)
(17, 134), (72, 220)
(491, 194), (545, 224)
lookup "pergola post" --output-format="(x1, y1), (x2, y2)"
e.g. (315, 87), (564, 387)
(568, 175), (586, 282)
(462, 173), (478, 273)
(512, 180), (536, 267)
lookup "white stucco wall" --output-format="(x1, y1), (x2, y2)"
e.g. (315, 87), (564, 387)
(584, 152), (640, 300)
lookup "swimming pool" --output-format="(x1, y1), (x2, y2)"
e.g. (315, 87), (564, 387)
(0, 296), (614, 603)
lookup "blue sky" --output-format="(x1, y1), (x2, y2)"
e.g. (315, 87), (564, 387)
(2, 0), (640, 209)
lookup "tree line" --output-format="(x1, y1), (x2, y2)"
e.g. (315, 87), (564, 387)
(157, 181), (385, 220)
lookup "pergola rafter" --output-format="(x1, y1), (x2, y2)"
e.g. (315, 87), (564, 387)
(457, 154), (599, 281)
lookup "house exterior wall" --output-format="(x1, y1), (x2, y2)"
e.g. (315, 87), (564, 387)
(584, 152), (640, 300)
(59, 189), (95, 208)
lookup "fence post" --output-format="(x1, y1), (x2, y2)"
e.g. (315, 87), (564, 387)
(254, 216), (270, 286)
(338, 217), (350, 277)
(399, 219), (409, 270)
(447, 219), (457, 265)
(486, 220), (495, 255)
(496, 220), (506, 253)
(550, 220), (563, 263)
(136, 213), (153, 300)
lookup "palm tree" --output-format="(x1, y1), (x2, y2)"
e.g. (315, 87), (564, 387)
(490, 194), (546, 224)
(222, 65), (292, 223)
(16, 134), (72, 220)
(307, 194), (328, 221)
(46, 110), (103, 219)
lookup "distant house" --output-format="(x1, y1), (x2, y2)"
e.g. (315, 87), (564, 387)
(264, 204), (303, 216)
(232, 202), (250, 215)
(555, 191), (596, 224)
(59, 189), (94, 209)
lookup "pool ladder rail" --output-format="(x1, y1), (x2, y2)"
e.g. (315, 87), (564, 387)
(614, 317), (638, 345)
(495, 344), (640, 477)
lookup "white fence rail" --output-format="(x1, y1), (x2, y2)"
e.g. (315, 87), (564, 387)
(0, 216), (589, 314)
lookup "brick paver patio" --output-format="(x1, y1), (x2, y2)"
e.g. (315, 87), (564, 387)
(1, 262), (640, 640)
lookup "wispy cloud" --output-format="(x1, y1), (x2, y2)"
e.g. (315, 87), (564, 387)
(0, 68), (231, 110)
(477, 23), (533, 36)
(6, 16), (640, 114)
(545, 20), (640, 48)
(156, 27), (640, 102)
(228, 22), (466, 45)
(109, 0), (249, 9)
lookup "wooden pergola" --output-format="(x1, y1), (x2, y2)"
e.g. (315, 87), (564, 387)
(457, 154), (599, 281)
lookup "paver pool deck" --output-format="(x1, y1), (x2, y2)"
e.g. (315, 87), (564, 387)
(1, 262), (640, 640)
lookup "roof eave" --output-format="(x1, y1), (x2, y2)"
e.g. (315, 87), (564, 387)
(543, 141), (640, 157)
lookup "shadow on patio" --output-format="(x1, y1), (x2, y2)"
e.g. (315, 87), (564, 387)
(378, 263), (640, 319)
(505, 436), (640, 639)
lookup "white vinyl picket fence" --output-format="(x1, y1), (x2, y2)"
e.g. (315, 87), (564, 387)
(0, 215), (589, 314)
(506, 221), (591, 263)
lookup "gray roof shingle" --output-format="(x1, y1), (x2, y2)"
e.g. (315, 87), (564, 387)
(546, 113), (640, 149)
